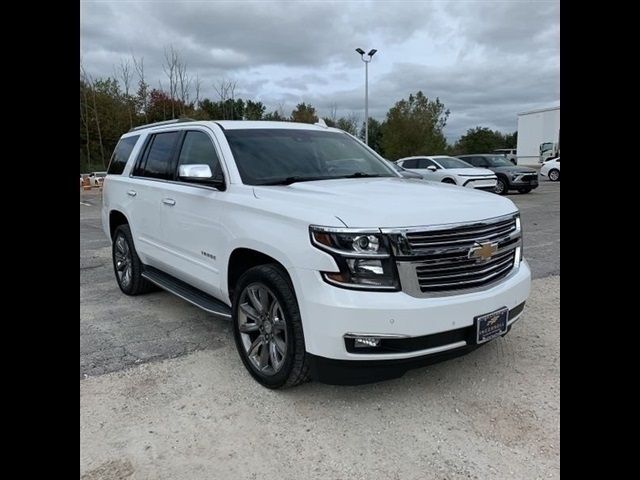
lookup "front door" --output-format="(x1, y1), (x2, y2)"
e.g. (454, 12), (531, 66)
(160, 129), (227, 298)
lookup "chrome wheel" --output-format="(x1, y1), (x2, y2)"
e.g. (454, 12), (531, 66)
(238, 283), (288, 375)
(114, 234), (132, 289)
(549, 169), (559, 181)
(494, 179), (506, 194)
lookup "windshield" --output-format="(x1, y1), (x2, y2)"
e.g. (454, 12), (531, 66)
(485, 156), (514, 167)
(224, 129), (395, 185)
(434, 157), (474, 169)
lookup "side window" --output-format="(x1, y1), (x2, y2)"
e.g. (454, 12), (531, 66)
(107, 135), (139, 175)
(418, 158), (436, 169)
(138, 131), (181, 180)
(460, 157), (474, 166)
(403, 159), (417, 168)
(176, 131), (222, 180)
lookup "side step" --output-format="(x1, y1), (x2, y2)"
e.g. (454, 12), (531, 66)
(142, 266), (232, 319)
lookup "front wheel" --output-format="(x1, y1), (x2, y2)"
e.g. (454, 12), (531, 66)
(548, 169), (560, 181)
(232, 264), (310, 389)
(494, 178), (508, 195)
(441, 178), (456, 185)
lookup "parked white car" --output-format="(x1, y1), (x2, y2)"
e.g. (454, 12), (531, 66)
(539, 157), (560, 181)
(102, 120), (530, 388)
(89, 171), (107, 187)
(396, 156), (497, 191)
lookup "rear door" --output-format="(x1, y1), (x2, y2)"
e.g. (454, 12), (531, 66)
(159, 128), (228, 298)
(127, 130), (182, 267)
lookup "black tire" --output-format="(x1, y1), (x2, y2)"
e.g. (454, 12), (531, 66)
(494, 177), (508, 195)
(112, 224), (157, 295)
(232, 264), (310, 389)
(548, 169), (560, 181)
(517, 187), (532, 194)
(441, 178), (456, 185)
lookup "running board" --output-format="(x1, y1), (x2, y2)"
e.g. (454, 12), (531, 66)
(142, 266), (232, 319)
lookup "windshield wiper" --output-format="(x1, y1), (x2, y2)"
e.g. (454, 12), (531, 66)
(338, 172), (385, 179)
(257, 175), (334, 186)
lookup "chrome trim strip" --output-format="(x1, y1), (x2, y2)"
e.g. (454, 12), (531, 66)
(416, 255), (514, 280)
(345, 340), (468, 360)
(380, 212), (518, 235)
(141, 272), (232, 318)
(344, 333), (410, 339)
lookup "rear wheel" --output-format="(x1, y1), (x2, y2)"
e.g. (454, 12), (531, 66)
(494, 178), (508, 195)
(548, 169), (560, 181)
(112, 224), (157, 295)
(232, 264), (310, 389)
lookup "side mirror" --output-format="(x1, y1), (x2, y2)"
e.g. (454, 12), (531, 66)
(426, 165), (437, 172)
(178, 164), (226, 190)
(179, 164), (212, 179)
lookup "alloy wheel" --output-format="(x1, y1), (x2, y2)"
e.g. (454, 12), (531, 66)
(237, 283), (288, 375)
(114, 234), (132, 289)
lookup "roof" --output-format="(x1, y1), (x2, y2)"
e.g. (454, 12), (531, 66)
(126, 119), (335, 134)
(517, 105), (560, 116)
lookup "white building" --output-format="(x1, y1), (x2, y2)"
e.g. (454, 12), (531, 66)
(516, 106), (560, 166)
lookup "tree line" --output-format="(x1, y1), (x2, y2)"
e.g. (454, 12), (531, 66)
(80, 48), (516, 173)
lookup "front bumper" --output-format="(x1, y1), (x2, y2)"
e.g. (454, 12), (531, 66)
(507, 175), (539, 190)
(461, 177), (497, 189)
(291, 259), (531, 364)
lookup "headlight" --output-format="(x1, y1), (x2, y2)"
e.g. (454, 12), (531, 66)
(309, 226), (399, 290)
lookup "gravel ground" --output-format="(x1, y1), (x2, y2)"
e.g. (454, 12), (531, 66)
(80, 276), (559, 480)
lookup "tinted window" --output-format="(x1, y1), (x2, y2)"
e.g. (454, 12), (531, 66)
(460, 156), (479, 166)
(433, 157), (473, 169)
(107, 135), (139, 175)
(416, 158), (433, 168)
(402, 159), (418, 168)
(177, 131), (222, 179)
(139, 132), (181, 180)
(223, 129), (394, 185)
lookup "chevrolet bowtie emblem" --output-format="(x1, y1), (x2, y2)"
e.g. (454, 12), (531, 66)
(468, 242), (498, 262)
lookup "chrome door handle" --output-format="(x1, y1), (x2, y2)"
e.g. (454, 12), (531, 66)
(162, 198), (176, 206)
(127, 190), (137, 197)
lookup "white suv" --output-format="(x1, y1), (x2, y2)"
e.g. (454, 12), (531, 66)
(396, 156), (497, 191)
(102, 120), (531, 388)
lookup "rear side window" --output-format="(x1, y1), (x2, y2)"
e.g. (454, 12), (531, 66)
(402, 159), (418, 168)
(418, 158), (436, 168)
(138, 131), (181, 180)
(107, 135), (140, 175)
(177, 131), (222, 179)
(461, 156), (477, 166)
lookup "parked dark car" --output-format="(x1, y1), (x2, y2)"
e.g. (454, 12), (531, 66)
(386, 160), (424, 179)
(456, 154), (538, 194)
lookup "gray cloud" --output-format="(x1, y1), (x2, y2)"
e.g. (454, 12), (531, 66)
(80, 0), (559, 142)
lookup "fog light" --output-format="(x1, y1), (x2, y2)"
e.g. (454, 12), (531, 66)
(353, 337), (381, 348)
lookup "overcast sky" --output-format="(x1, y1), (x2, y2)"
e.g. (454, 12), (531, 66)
(80, 0), (559, 142)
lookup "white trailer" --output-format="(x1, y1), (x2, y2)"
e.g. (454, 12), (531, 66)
(516, 106), (560, 166)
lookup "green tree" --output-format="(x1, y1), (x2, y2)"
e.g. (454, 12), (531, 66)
(380, 91), (449, 160)
(244, 100), (266, 120)
(290, 102), (318, 124)
(359, 117), (384, 155)
(264, 110), (287, 121)
(454, 127), (506, 154)
(336, 114), (359, 136)
(504, 131), (517, 149)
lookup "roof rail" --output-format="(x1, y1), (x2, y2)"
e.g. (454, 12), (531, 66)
(128, 118), (196, 132)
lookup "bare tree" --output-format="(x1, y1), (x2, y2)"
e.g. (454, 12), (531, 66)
(80, 64), (91, 166)
(214, 79), (237, 119)
(158, 80), (167, 120)
(176, 58), (191, 116)
(132, 54), (148, 122)
(329, 102), (338, 124)
(163, 45), (179, 118)
(81, 66), (106, 168)
(119, 59), (134, 127)
(194, 73), (202, 109)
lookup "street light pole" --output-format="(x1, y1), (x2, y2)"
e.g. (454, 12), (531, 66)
(355, 48), (377, 145)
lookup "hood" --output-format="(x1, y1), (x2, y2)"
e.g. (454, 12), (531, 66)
(252, 177), (517, 228)
(446, 167), (495, 177)
(491, 166), (537, 174)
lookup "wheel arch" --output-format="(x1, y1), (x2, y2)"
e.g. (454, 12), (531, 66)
(227, 247), (294, 302)
(109, 210), (130, 240)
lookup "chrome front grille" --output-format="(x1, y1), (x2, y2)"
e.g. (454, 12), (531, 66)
(387, 214), (521, 297)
